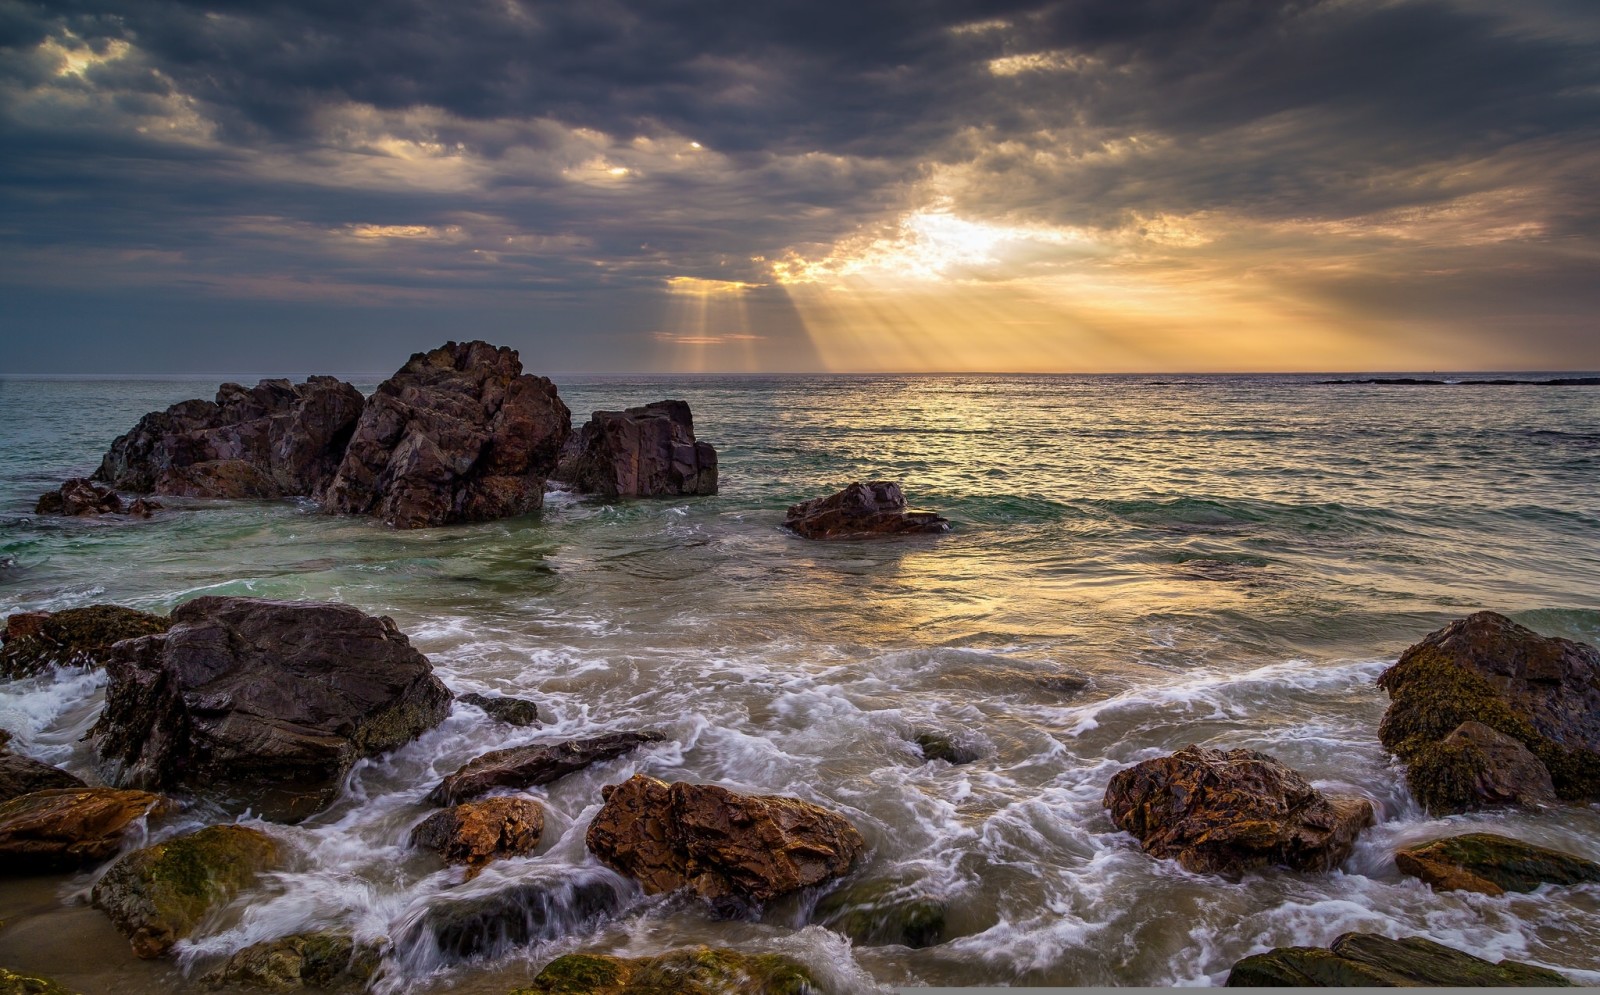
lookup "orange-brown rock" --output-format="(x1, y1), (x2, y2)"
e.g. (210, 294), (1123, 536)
(586, 774), (866, 910)
(1103, 745), (1374, 875)
(0, 787), (172, 872)
(409, 796), (544, 876)
(1394, 832), (1600, 897)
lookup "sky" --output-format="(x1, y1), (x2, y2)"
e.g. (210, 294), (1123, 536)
(2, 0), (1598, 374)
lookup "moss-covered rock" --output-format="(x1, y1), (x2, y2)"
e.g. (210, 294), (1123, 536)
(517, 947), (820, 995)
(206, 931), (383, 989)
(91, 824), (282, 958)
(1395, 832), (1600, 896)
(1226, 932), (1572, 986)
(813, 879), (946, 948)
(0, 967), (80, 995)
(0, 606), (170, 679)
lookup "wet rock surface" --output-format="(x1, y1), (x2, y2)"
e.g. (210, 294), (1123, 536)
(586, 774), (866, 910)
(409, 796), (544, 876)
(784, 481), (949, 540)
(91, 824), (281, 958)
(0, 605), (170, 679)
(409, 873), (630, 963)
(1395, 832), (1600, 896)
(458, 692), (542, 726)
(91, 596), (452, 822)
(320, 341), (570, 528)
(0, 754), (86, 803)
(1226, 931), (1573, 986)
(516, 946), (819, 995)
(1103, 744), (1374, 875)
(913, 732), (978, 765)
(426, 732), (661, 807)
(813, 878), (946, 949)
(0, 967), (79, 995)
(0, 787), (172, 872)
(555, 399), (717, 498)
(34, 478), (159, 518)
(207, 931), (381, 989)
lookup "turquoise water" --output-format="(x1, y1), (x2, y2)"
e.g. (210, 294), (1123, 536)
(1, 373), (1598, 991)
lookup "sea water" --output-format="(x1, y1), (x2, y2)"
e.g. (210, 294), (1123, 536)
(0, 373), (1597, 992)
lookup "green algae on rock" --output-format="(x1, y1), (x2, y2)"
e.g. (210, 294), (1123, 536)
(91, 824), (282, 958)
(0, 606), (170, 679)
(1395, 832), (1600, 896)
(813, 878), (946, 949)
(207, 931), (383, 989)
(1226, 932), (1573, 986)
(0, 967), (79, 995)
(517, 947), (820, 995)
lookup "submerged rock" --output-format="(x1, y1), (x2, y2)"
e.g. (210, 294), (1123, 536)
(1395, 832), (1600, 896)
(92, 824), (281, 958)
(409, 796), (544, 876)
(1103, 744), (1373, 875)
(1377, 611), (1600, 812)
(0, 605), (170, 679)
(458, 692), (542, 727)
(320, 341), (570, 528)
(813, 878), (946, 949)
(517, 947), (818, 995)
(0, 967), (79, 995)
(91, 596), (452, 822)
(408, 873), (630, 963)
(555, 400), (718, 498)
(1225, 931), (1572, 986)
(586, 774), (866, 911)
(207, 931), (382, 989)
(426, 732), (661, 807)
(0, 753), (87, 803)
(34, 478), (159, 518)
(913, 732), (978, 766)
(784, 482), (949, 540)
(0, 787), (172, 872)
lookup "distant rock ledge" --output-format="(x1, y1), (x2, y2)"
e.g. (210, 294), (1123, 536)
(1321, 376), (1600, 386)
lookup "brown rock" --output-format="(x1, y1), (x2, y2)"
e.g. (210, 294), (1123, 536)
(458, 692), (542, 726)
(3, 612), (50, 642)
(586, 774), (866, 910)
(34, 478), (131, 517)
(556, 400), (717, 497)
(0, 753), (86, 803)
(1103, 744), (1374, 875)
(410, 796), (544, 876)
(0, 605), (171, 679)
(427, 732), (662, 807)
(0, 787), (172, 872)
(784, 481), (949, 540)
(1395, 832), (1600, 897)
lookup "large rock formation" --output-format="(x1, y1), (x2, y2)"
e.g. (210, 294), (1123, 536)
(35, 478), (159, 518)
(585, 774), (866, 911)
(1, 605), (170, 679)
(1103, 745), (1373, 875)
(0, 787), (172, 872)
(410, 796), (544, 877)
(1226, 932), (1572, 987)
(91, 596), (452, 822)
(94, 376), (365, 499)
(320, 341), (570, 528)
(1377, 611), (1600, 813)
(784, 481), (949, 540)
(426, 733), (662, 807)
(517, 947), (819, 995)
(1395, 832), (1600, 896)
(556, 400), (717, 498)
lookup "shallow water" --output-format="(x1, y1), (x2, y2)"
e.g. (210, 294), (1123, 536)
(1, 373), (1598, 992)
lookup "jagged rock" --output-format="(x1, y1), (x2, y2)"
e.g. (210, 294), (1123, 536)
(458, 692), (542, 726)
(92, 824), (281, 958)
(784, 482), (949, 540)
(1226, 932), (1572, 986)
(0, 787), (172, 872)
(94, 376), (365, 499)
(556, 400), (717, 497)
(813, 878), (946, 948)
(426, 733), (661, 807)
(1395, 832), (1600, 896)
(517, 947), (818, 995)
(33, 478), (157, 518)
(91, 596), (452, 822)
(320, 341), (570, 528)
(408, 873), (629, 963)
(913, 732), (977, 765)
(1377, 611), (1600, 812)
(0, 967), (79, 995)
(586, 774), (866, 911)
(0, 605), (170, 679)
(207, 931), (382, 989)
(409, 796), (544, 876)
(0, 753), (86, 803)
(1103, 745), (1373, 875)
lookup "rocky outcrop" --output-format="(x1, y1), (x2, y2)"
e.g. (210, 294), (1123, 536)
(94, 376), (364, 499)
(91, 596), (452, 822)
(35, 478), (159, 518)
(0, 787), (172, 872)
(409, 797), (544, 877)
(784, 482), (949, 540)
(458, 692), (542, 726)
(586, 774), (866, 911)
(0, 753), (86, 803)
(426, 733), (661, 807)
(1103, 745), (1373, 875)
(555, 400), (717, 498)
(1395, 832), (1600, 896)
(0, 605), (170, 679)
(813, 878), (946, 949)
(1377, 612), (1600, 812)
(320, 341), (570, 528)
(91, 824), (281, 958)
(207, 931), (381, 989)
(409, 873), (629, 963)
(517, 947), (818, 995)
(1225, 932), (1572, 986)
(0, 968), (79, 995)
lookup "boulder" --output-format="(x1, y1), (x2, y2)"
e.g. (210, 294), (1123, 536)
(34, 478), (158, 518)
(407, 873), (629, 963)
(426, 732), (661, 807)
(0, 787), (172, 872)
(586, 774), (866, 911)
(1226, 932), (1572, 986)
(1377, 612), (1600, 812)
(458, 692), (542, 726)
(94, 376), (365, 499)
(90, 596), (452, 822)
(813, 878), (946, 949)
(409, 796), (544, 876)
(555, 400), (717, 497)
(784, 482), (949, 540)
(1395, 832), (1600, 896)
(0, 968), (79, 995)
(1103, 745), (1373, 875)
(0, 753), (86, 803)
(91, 824), (281, 958)
(0, 605), (170, 679)
(207, 931), (381, 989)
(320, 341), (570, 528)
(913, 732), (977, 766)
(517, 947), (818, 995)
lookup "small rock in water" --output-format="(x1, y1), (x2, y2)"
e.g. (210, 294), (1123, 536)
(784, 481), (949, 540)
(516, 946), (818, 995)
(0, 787), (172, 873)
(34, 477), (155, 517)
(1225, 931), (1573, 986)
(427, 732), (662, 807)
(913, 731), (978, 765)
(458, 692), (542, 726)
(1395, 832), (1600, 896)
(409, 796), (544, 877)
(0, 753), (87, 803)
(409, 873), (630, 963)
(555, 399), (718, 497)
(813, 878), (947, 949)
(0, 605), (170, 679)
(207, 931), (383, 989)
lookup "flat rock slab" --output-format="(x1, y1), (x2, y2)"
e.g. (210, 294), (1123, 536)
(1226, 931), (1572, 986)
(427, 732), (661, 806)
(785, 481), (949, 540)
(410, 796), (544, 876)
(516, 947), (817, 995)
(0, 787), (172, 873)
(1396, 832), (1600, 896)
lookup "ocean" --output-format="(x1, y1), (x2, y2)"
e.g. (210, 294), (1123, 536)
(1, 372), (1598, 992)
